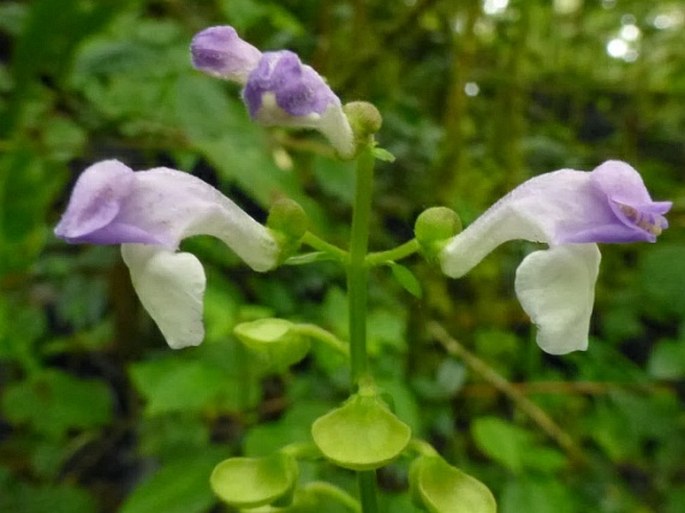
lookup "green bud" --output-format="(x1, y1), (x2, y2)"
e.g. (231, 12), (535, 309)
(414, 207), (462, 262)
(343, 101), (383, 148)
(267, 198), (309, 262)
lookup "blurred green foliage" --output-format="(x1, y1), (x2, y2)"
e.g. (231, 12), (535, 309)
(1, 0), (684, 512)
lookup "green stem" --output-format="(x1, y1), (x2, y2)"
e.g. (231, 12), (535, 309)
(294, 324), (349, 356)
(348, 145), (380, 513)
(302, 231), (349, 262)
(358, 471), (379, 513)
(366, 239), (420, 266)
(348, 145), (375, 385)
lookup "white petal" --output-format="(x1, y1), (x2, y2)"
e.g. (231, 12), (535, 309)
(514, 244), (601, 354)
(315, 104), (355, 159)
(121, 244), (206, 349)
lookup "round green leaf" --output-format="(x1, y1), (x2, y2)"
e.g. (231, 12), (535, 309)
(311, 394), (411, 470)
(234, 318), (310, 369)
(210, 453), (298, 508)
(410, 456), (497, 513)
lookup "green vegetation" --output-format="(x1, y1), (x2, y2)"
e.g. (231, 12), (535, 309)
(1, 1), (683, 512)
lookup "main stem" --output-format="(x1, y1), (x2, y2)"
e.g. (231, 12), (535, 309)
(348, 145), (374, 385)
(347, 144), (379, 513)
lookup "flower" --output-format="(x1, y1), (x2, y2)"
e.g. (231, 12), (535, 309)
(55, 160), (280, 349)
(439, 160), (671, 354)
(190, 25), (354, 158)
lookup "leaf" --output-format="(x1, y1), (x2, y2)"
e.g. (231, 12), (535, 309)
(501, 477), (574, 513)
(120, 452), (221, 513)
(472, 416), (566, 474)
(129, 357), (231, 416)
(388, 262), (422, 298)
(1, 369), (112, 438)
(648, 339), (685, 380)
(639, 244), (685, 318)
(0, 149), (67, 272)
(312, 155), (355, 204)
(10, 0), (120, 85)
(244, 400), (332, 457)
(0, 482), (96, 513)
(373, 147), (396, 162)
(472, 417), (527, 473)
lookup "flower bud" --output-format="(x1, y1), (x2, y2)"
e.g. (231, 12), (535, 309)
(190, 26), (262, 83)
(343, 101), (382, 148)
(243, 51), (355, 159)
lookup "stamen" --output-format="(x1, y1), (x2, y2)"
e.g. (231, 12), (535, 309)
(617, 204), (662, 235)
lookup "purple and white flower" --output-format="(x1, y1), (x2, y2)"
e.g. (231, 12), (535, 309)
(55, 160), (280, 349)
(440, 160), (671, 354)
(190, 26), (354, 158)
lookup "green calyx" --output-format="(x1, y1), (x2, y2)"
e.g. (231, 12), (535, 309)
(233, 318), (310, 370)
(414, 206), (462, 262)
(210, 453), (299, 508)
(409, 455), (496, 513)
(267, 198), (309, 262)
(311, 392), (411, 471)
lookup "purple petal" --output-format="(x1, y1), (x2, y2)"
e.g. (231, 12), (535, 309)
(588, 160), (672, 242)
(55, 160), (280, 272)
(243, 50), (340, 118)
(190, 26), (262, 83)
(54, 160), (160, 245)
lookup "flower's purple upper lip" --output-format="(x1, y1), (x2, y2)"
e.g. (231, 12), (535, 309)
(243, 50), (340, 118)
(54, 159), (279, 272)
(589, 160), (671, 242)
(54, 160), (164, 245)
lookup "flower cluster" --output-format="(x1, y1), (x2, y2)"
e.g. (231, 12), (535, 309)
(54, 26), (671, 357)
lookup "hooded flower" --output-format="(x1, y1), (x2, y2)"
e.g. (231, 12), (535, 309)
(190, 25), (354, 158)
(55, 159), (280, 349)
(439, 160), (671, 354)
